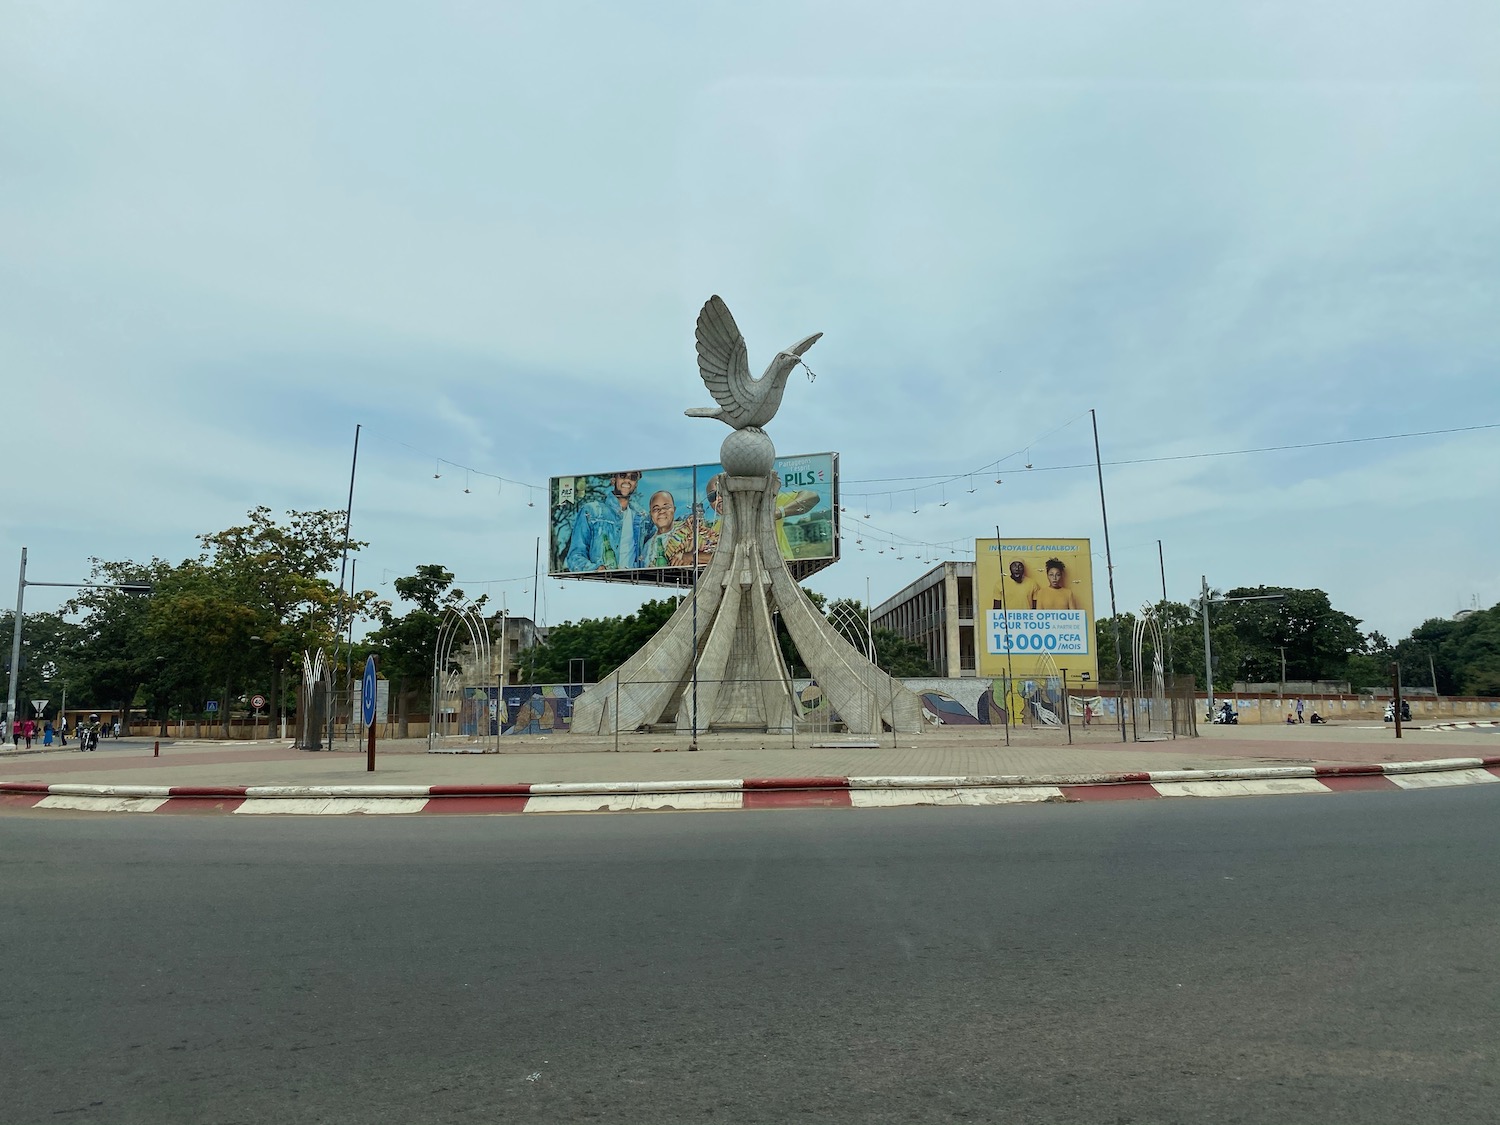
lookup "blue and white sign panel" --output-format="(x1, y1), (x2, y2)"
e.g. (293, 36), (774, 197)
(986, 610), (1091, 656)
(361, 656), (378, 727)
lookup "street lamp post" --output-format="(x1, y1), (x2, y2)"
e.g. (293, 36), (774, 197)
(7, 547), (152, 731)
(1199, 576), (1285, 716)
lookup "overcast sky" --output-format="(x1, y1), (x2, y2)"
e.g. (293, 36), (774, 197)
(4, 0), (1497, 642)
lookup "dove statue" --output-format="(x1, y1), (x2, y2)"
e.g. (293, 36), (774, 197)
(686, 295), (821, 430)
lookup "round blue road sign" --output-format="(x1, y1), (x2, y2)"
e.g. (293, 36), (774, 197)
(362, 655), (377, 727)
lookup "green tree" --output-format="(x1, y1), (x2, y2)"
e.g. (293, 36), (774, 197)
(823, 597), (935, 677)
(198, 506), (366, 660)
(1217, 586), (1364, 685)
(140, 559), (259, 736)
(1391, 605), (1500, 696)
(198, 506), (371, 730)
(519, 598), (682, 684)
(63, 558), (167, 732)
(1345, 630), (1395, 692)
(61, 509), (371, 737)
(1, 610), (82, 724)
(1095, 601), (1213, 689)
(367, 565), (473, 736)
(871, 628), (935, 677)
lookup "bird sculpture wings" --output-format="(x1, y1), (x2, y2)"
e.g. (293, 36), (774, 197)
(687, 295), (821, 430)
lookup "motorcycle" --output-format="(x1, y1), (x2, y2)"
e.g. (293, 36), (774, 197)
(80, 726), (99, 752)
(1383, 701), (1412, 723)
(1210, 706), (1239, 725)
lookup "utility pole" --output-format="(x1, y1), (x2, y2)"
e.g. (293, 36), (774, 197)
(1200, 579), (1285, 719)
(331, 424), (361, 752)
(1391, 661), (1403, 739)
(6, 547), (26, 729)
(8, 548), (152, 732)
(1090, 409), (1126, 742)
(1201, 576), (1213, 714)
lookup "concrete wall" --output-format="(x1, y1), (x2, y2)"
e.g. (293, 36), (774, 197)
(1201, 694), (1500, 725)
(150, 719), (434, 740)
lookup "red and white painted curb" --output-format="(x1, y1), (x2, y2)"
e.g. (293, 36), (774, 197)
(3, 756), (1499, 815)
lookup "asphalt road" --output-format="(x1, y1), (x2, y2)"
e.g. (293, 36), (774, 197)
(2, 791), (1497, 1124)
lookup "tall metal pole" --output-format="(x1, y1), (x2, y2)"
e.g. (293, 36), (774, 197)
(496, 606), (508, 752)
(344, 558), (357, 745)
(1158, 540), (1177, 738)
(331, 424), (361, 751)
(994, 528), (1012, 747)
(336, 424), (361, 616)
(865, 576), (874, 665)
(1090, 410), (1126, 741)
(531, 538), (540, 628)
(6, 547), (26, 727)
(690, 464), (700, 750)
(1391, 661), (1403, 739)
(1157, 540), (1175, 682)
(1061, 667), (1071, 744)
(1201, 575), (1214, 715)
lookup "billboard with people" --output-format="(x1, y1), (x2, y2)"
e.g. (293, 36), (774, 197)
(549, 452), (839, 585)
(974, 538), (1098, 684)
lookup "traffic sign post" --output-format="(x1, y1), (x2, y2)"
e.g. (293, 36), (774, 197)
(362, 655), (378, 771)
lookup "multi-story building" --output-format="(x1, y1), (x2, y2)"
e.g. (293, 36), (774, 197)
(871, 561), (977, 678)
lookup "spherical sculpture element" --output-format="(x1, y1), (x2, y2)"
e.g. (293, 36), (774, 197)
(720, 426), (776, 477)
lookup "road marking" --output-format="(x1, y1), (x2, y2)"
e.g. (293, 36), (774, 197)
(234, 798), (430, 815)
(850, 786), (1063, 808)
(37, 795), (170, 813)
(1387, 769), (1499, 790)
(1153, 779), (1329, 799)
(523, 792), (743, 813)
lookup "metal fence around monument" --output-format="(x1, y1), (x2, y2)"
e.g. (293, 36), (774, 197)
(417, 672), (1198, 749)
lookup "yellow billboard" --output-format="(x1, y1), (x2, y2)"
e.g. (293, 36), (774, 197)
(975, 538), (1097, 684)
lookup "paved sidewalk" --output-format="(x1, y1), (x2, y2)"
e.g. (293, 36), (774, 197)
(2, 721), (1495, 791)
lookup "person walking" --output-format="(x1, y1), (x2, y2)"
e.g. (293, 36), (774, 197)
(1295, 697), (1305, 723)
(23, 718), (34, 749)
(57, 715), (68, 746)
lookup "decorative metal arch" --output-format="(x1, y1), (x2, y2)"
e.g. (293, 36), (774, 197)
(1131, 606), (1172, 741)
(827, 601), (876, 665)
(1029, 652), (1065, 726)
(428, 602), (492, 749)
